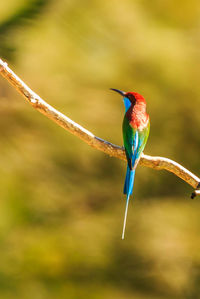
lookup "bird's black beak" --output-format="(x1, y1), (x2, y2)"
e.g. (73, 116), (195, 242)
(110, 88), (125, 97)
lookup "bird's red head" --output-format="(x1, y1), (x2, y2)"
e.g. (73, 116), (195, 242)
(124, 92), (146, 105)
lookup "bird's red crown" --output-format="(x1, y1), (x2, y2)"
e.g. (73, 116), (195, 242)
(125, 92), (146, 104)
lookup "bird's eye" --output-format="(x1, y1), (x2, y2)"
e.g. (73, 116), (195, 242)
(127, 94), (136, 103)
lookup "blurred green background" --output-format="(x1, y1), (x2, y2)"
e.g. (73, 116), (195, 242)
(0, 0), (200, 298)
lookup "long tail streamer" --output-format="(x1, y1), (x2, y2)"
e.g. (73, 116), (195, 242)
(122, 195), (130, 239)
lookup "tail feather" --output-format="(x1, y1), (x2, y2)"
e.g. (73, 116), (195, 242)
(122, 195), (130, 239)
(122, 166), (135, 239)
(123, 165), (135, 196)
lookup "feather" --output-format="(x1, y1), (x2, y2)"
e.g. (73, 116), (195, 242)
(122, 194), (130, 240)
(123, 97), (131, 112)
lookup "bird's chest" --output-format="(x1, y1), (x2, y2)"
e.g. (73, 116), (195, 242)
(127, 108), (148, 131)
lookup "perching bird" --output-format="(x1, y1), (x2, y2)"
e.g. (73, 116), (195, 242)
(111, 89), (150, 239)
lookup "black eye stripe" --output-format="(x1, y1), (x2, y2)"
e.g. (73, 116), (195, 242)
(127, 94), (136, 102)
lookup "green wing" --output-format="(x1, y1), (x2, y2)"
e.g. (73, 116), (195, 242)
(123, 117), (150, 170)
(134, 121), (150, 168)
(122, 117), (137, 170)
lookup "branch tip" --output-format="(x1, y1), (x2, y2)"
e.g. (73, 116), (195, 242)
(191, 190), (200, 199)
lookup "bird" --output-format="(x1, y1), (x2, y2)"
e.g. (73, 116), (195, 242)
(111, 89), (150, 239)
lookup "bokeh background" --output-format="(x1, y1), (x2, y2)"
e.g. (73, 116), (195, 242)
(0, 1), (200, 298)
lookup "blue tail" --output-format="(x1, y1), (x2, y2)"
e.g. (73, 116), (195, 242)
(123, 165), (135, 196)
(122, 166), (135, 239)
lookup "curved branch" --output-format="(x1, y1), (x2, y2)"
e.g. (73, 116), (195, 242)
(0, 58), (199, 192)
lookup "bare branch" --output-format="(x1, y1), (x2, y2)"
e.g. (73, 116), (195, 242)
(0, 58), (199, 192)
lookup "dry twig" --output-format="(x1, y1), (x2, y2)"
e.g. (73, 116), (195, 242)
(0, 58), (199, 196)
